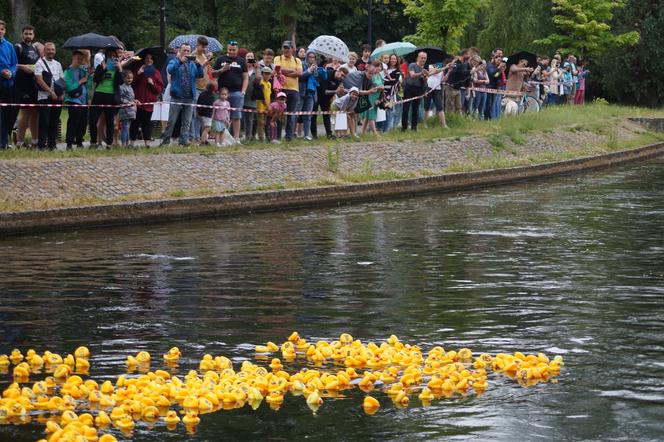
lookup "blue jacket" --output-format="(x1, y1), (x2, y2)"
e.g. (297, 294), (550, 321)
(299, 60), (327, 98)
(0, 37), (18, 88)
(167, 58), (204, 99)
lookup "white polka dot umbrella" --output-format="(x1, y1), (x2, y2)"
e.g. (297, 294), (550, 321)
(307, 35), (350, 63)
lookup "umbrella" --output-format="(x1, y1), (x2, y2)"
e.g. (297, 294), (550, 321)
(62, 33), (121, 50)
(169, 35), (223, 53)
(404, 46), (448, 65)
(371, 42), (416, 59)
(125, 46), (167, 71)
(307, 35), (349, 63)
(506, 51), (538, 77)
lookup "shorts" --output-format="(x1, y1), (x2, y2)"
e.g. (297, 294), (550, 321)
(425, 89), (443, 112)
(212, 120), (227, 133)
(228, 91), (244, 120)
(16, 83), (37, 105)
(198, 116), (212, 128)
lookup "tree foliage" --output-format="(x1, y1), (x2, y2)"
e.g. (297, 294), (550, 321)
(594, 0), (664, 106)
(533, 0), (639, 56)
(400, 0), (488, 53)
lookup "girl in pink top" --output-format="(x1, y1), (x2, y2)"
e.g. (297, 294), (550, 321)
(213, 87), (231, 146)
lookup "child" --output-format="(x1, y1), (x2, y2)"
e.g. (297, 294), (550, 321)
(197, 81), (218, 145)
(256, 66), (273, 142)
(212, 87), (231, 146)
(118, 71), (139, 146)
(267, 92), (287, 144)
(333, 87), (360, 138)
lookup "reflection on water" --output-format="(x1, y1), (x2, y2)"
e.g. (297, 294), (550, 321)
(1, 159), (664, 441)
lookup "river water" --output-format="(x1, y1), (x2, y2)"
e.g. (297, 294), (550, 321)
(1, 159), (664, 441)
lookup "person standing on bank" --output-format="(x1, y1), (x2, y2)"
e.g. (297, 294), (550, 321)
(160, 43), (204, 147)
(0, 20), (18, 149)
(212, 40), (248, 142)
(34, 42), (63, 150)
(131, 53), (164, 147)
(401, 51), (428, 132)
(14, 25), (40, 148)
(273, 41), (302, 141)
(63, 50), (88, 148)
(91, 48), (124, 147)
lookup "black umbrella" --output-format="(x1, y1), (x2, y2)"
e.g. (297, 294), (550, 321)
(506, 51), (538, 77)
(404, 46), (449, 65)
(126, 46), (167, 72)
(62, 33), (122, 50)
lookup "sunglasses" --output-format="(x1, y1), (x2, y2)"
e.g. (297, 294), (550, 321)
(228, 40), (238, 46)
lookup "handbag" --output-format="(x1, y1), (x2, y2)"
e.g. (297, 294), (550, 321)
(40, 58), (66, 98)
(355, 94), (372, 114)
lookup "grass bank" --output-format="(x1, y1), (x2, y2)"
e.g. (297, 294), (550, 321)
(0, 102), (662, 160)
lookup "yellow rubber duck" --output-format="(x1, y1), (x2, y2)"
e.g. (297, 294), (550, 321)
(163, 347), (181, 364)
(126, 355), (138, 369)
(418, 387), (435, 402)
(136, 351), (151, 364)
(74, 346), (90, 360)
(164, 410), (180, 425)
(99, 434), (118, 442)
(12, 362), (30, 379)
(362, 396), (380, 415)
(182, 411), (200, 426)
(269, 358), (283, 372)
(9, 349), (24, 365)
(95, 410), (112, 427)
(0, 354), (9, 367)
(142, 405), (160, 421)
(306, 390), (323, 413)
(29, 354), (44, 369)
(53, 363), (72, 379)
(115, 415), (135, 431)
(75, 358), (90, 373)
(63, 354), (75, 368)
(199, 354), (215, 372)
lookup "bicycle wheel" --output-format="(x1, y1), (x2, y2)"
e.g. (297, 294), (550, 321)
(523, 96), (541, 113)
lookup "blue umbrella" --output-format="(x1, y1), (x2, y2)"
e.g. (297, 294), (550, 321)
(371, 42), (416, 59)
(168, 35), (223, 53)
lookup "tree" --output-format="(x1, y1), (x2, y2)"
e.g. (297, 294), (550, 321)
(594, 0), (664, 106)
(10, 0), (32, 40)
(533, 0), (639, 57)
(400, 0), (488, 53)
(475, 0), (553, 55)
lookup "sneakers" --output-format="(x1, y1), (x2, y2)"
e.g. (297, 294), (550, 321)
(270, 139), (281, 144)
(304, 136), (313, 141)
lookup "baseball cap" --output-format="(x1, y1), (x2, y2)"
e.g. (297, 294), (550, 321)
(261, 66), (273, 74)
(282, 41), (293, 49)
(277, 92), (287, 98)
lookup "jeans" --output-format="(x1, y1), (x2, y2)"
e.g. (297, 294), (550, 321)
(243, 108), (255, 139)
(189, 88), (203, 141)
(120, 119), (132, 145)
(470, 92), (487, 119)
(228, 91), (244, 120)
(284, 90), (299, 140)
(314, 90), (332, 137)
(388, 102), (402, 131)
(37, 98), (62, 149)
(130, 108), (153, 141)
(491, 88), (504, 119)
(161, 97), (194, 145)
(484, 93), (494, 120)
(297, 94), (315, 138)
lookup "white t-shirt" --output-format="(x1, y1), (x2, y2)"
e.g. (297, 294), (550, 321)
(34, 58), (64, 101)
(427, 66), (444, 90)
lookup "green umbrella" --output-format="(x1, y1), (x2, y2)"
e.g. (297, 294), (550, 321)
(371, 42), (417, 59)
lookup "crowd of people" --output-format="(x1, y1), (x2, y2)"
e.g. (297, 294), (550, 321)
(0, 21), (590, 150)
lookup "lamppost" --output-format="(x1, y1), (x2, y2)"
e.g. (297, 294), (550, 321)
(160, 0), (166, 49)
(367, 0), (373, 47)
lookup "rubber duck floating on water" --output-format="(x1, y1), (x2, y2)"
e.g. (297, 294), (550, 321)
(1, 333), (564, 441)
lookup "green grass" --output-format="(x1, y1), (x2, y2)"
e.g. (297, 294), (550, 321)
(2, 102), (661, 161)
